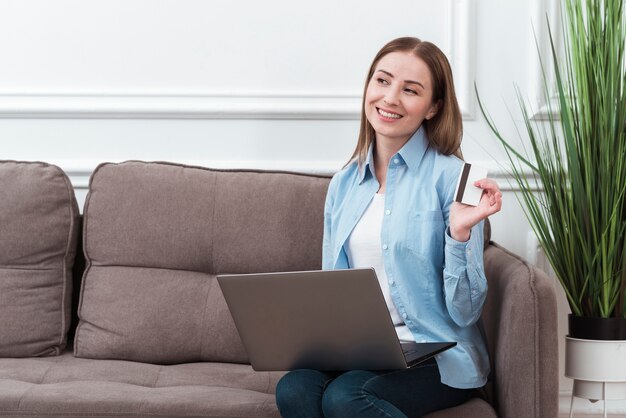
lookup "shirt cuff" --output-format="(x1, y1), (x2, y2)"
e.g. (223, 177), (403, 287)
(445, 226), (471, 268)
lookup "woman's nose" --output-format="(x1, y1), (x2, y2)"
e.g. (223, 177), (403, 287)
(383, 89), (400, 106)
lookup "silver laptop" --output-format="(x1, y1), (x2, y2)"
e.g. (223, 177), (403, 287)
(217, 268), (455, 371)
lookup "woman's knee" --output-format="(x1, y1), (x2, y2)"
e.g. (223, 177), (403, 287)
(275, 369), (331, 417)
(321, 370), (377, 418)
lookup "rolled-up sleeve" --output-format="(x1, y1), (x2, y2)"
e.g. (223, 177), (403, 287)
(443, 221), (488, 327)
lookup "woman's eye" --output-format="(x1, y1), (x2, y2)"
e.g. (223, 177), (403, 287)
(377, 78), (389, 85)
(404, 88), (418, 95)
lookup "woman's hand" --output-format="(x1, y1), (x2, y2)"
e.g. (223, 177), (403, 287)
(449, 178), (502, 242)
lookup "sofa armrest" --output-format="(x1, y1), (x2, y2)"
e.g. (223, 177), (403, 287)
(481, 242), (559, 418)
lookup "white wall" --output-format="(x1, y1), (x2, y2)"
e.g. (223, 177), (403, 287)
(0, 0), (536, 253)
(0, 2), (507, 224)
(0, 0), (609, 415)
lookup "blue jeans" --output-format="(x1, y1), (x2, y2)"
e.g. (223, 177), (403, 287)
(275, 359), (475, 418)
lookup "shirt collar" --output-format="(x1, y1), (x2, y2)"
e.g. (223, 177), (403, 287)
(357, 144), (376, 184)
(396, 126), (430, 172)
(358, 126), (430, 184)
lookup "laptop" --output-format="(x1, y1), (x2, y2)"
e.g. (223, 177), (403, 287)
(217, 268), (456, 371)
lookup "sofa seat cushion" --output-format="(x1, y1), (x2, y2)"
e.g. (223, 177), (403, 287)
(424, 397), (498, 417)
(0, 350), (283, 417)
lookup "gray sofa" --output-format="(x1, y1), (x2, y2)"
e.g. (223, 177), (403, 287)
(0, 160), (559, 417)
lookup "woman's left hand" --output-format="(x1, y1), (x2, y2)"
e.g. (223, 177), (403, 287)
(449, 178), (502, 242)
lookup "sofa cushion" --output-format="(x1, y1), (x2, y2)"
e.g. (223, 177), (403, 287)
(0, 161), (80, 357)
(0, 349), (283, 417)
(424, 397), (497, 418)
(74, 161), (331, 364)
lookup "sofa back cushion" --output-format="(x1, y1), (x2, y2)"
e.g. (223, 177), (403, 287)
(74, 161), (330, 364)
(0, 161), (80, 357)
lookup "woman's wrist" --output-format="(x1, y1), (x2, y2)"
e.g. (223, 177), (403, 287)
(450, 225), (471, 242)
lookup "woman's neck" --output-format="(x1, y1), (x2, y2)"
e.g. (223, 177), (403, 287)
(373, 135), (411, 193)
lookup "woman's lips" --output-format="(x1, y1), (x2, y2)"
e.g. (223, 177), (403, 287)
(377, 107), (402, 120)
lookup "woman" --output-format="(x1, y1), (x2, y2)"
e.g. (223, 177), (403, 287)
(276, 37), (503, 418)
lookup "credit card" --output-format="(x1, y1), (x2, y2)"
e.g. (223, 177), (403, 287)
(453, 163), (489, 206)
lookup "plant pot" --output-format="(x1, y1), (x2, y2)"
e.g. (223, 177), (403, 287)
(568, 314), (626, 340)
(566, 315), (626, 405)
(565, 337), (626, 401)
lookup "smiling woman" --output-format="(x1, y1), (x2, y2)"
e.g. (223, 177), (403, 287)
(352, 38), (464, 170)
(365, 52), (440, 146)
(275, 37), (503, 418)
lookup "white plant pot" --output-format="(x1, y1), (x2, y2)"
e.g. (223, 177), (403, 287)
(565, 336), (626, 401)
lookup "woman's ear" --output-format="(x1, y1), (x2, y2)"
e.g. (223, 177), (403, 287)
(425, 100), (442, 120)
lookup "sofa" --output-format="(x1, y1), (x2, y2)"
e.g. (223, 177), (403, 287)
(0, 160), (559, 418)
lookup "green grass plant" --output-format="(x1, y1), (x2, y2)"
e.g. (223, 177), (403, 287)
(478, 0), (626, 318)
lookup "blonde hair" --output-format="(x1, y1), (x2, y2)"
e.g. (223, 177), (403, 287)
(348, 37), (463, 166)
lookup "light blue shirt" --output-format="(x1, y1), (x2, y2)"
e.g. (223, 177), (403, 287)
(322, 127), (490, 389)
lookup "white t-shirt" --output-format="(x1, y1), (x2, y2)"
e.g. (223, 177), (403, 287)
(345, 193), (415, 342)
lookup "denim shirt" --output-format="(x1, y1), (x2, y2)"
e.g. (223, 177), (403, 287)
(322, 127), (490, 389)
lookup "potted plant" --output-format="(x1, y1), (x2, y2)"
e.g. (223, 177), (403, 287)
(478, 0), (626, 408)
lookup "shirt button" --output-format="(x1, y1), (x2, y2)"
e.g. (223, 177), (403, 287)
(389, 279), (395, 286)
(385, 209), (391, 215)
(394, 158), (400, 164)
(402, 313), (408, 319)
(467, 249), (472, 255)
(382, 244), (388, 250)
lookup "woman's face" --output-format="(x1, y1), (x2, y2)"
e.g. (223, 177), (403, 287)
(365, 51), (440, 145)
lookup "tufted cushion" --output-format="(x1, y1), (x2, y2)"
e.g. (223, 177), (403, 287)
(74, 161), (331, 364)
(0, 350), (283, 417)
(0, 161), (80, 357)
